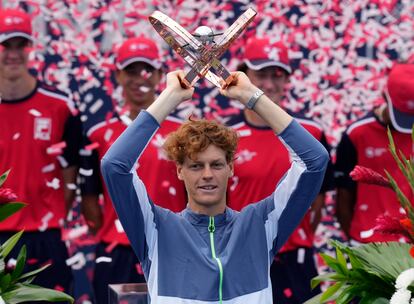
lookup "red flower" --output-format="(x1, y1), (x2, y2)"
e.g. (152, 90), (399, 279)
(410, 246), (414, 259)
(350, 165), (391, 188)
(400, 218), (413, 231)
(0, 188), (18, 203)
(374, 215), (414, 242)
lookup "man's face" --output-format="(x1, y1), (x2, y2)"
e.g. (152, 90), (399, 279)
(177, 145), (233, 212)
(246, 66), (289, 104)
(0, 37), (31, 80)
(115, 62), (161, 107)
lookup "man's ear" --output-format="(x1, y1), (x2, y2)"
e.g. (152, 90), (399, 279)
(177, 165), (183, 181)
(229, 162), (234, 177)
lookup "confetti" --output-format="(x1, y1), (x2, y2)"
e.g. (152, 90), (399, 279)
(96, 256), (112, 263)
(66, 252), (86, 270)
(84, 142), (100, 151)
(28, 109), (42, 117)
(79, 168), (93, 176)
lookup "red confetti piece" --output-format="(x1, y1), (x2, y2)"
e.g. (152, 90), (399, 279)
(85, 142), (100, 151)
(105, 241), (119, 253)
(283, 288), (293, 298)
(27, 258), (39, 265)
(54, 285), (65, 292)
(136, 263), (144, 275)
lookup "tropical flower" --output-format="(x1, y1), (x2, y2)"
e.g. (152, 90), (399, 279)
(349, 165), (391, 188)
(374, 214), (414, 242)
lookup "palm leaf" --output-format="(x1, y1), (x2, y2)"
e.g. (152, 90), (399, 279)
(0, 231), (23, 259)
(2, 283), (74, 303)
(353, 242), (414, 282)
(0, 169), (11, 188)
(0, 203), (26, 223)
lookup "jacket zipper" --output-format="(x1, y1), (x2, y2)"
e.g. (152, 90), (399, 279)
(209, 216), (223, 304)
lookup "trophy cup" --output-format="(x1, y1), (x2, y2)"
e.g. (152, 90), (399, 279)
(149, 8), (257, 89)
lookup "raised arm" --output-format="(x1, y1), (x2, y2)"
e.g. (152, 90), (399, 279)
(100, 71), (193, 262)
(221, 72), (329, 255)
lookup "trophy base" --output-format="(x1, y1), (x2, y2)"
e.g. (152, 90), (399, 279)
(108, 283), (150, 304)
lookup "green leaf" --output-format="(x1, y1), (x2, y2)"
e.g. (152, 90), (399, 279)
(385, 171), (414, 223)
(320, 253), (347, 275)
(11, 245), (26, 282)
(0, 203), (26, 222)
(0, 230), (23, 259)
(336, 285), (356, 304)
(320, 282), (343, 302)
(0, 169), (11, 188)
(2, 283), (74, 303)
(336, 246), (348, 270)
(18, 263), (50, 281)
(346, 250), (364, 269)
(311, 272), (343, 289)
(371, 298), (390, 304)
(0, 273), (11, 292)
(0, 258), (5, 273)
(354, 242), (414, 283)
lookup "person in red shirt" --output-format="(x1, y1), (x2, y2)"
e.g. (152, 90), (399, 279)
(80, 37), (186, 303)
(227, 36), (334, 304)
(335, 63), (414, 244)
(0, 8), (81, 296)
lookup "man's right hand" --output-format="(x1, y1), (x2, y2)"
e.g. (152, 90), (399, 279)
(165, 70), (194, 103)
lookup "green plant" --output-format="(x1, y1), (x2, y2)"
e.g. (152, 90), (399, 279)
(306, 127), (414, 304)
(0, 170), (74, 303)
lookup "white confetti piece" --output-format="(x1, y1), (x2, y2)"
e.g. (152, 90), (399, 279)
(89, 99), (104, 114)
(66, 183), (77, 190)
(66, 225), (88, 240)
(39, 212), (54, 232)
(57, 156), (69, 168)
(79, 168), (93, 176)
(41, 163), (56, 173)
(169, 187), (177, 196)
(360, 229), (374, 239)
(96, 256), (112, 264)
(298, 228), (307, 240)
(104, 129), (114, 142)
(66, 252), (86, 270)
(115, 219), (125, 233)
(12, 133), (20, 140)
(29, 109), (42, 117)
(46, 178), (60, 190)
(79, 149), (93, 156)
(297, 248), (305, 264)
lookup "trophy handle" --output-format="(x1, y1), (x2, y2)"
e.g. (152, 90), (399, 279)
(149, 8), (256, 88)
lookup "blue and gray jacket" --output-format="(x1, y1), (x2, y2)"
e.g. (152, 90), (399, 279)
(101, 111), (329, 304)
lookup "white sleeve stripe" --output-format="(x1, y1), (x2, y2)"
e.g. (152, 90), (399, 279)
(131, 170), (158, 262)
(264, 136), (307, 258)
(264, 163), (306, 256)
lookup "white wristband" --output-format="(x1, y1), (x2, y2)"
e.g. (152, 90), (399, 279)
(245, 89), (264, 110)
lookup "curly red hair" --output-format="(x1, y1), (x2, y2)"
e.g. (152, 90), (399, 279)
(163, 118), (238, 165)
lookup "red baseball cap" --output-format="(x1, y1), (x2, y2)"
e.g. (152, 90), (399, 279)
(0, 8), (33, 44)
(385, 63), (414, 134)
(115, 37), (162, 70)
(243, 37), (291, 74)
